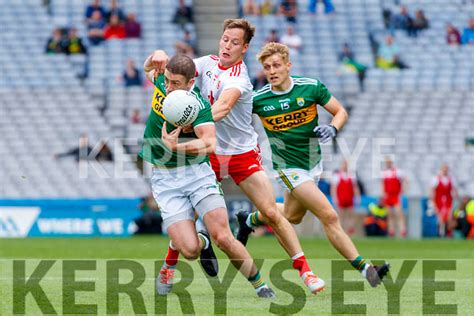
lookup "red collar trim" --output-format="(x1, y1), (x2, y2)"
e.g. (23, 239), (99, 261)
(218, 59), (242, 70)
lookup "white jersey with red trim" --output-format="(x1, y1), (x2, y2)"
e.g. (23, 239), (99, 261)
(194, 55), (257, 155)
(431, 175), (456, 188)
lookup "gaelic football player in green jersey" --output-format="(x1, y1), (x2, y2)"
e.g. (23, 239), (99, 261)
(149, 19), (324, 296)
(142, 53), (275, 298)
(237, 42), (390, 287)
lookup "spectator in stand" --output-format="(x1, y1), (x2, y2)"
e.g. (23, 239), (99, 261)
(260, 0), (274, 15)
(279, 0), (298, 24)
(54, 134), (92, 162)
(381, 157), (407, 237)
(307, 0), (335, 15)
(265, 29), (280, 43)
(243, 0), (260, 15)
(280, 25), (302, 55)
(45, 28), (67, 54)
(65, 27), (87, 55)
(251, 70), (268, 90)
(106, 0), (125, 23)
(446, 23), (461, 45)
(382, 8), (392, 29)
(122, 59), (142, 87)
(85, 0), (106, 26)
(376, 35), (409, 69)
(87, 10), (106, 45)
(175, 30), (197, 58)
(131, 108), (142, 124)
(409, 9), (429, 37)
(124, 12), (141, 38)
(331, 160), (361, 235)
(55, 136), (114, 162)
(96, 141), (114, 161)
(104, 14), (126, 40)
(338, 42), (367, 90)
(390, 5), (412, 33)
(134, 193), (163, 235)
(461, 18), (474, 45)
(430, 164), (459, 237)
(172, 0), (194, 30)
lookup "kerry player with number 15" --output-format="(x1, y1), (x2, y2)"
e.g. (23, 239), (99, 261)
(237, 42), (391, 288)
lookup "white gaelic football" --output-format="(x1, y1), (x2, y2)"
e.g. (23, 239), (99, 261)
(162, 89), (200, 126)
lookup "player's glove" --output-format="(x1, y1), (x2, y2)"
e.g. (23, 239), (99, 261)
(313, 125), (338, 144)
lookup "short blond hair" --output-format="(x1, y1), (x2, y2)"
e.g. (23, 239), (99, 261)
(257, 42), (290, 64)
(223, 18), (255, 44)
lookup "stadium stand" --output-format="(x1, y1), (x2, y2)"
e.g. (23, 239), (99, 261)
(0, 0), (472, 200)
(243, 0), (474, 198)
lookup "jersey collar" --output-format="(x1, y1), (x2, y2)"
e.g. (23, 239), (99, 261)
(270, 77), (294, 95)
(218, 59), (242, 70)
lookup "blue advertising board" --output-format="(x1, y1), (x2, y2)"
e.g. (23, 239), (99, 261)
(0, 199), (142, 238)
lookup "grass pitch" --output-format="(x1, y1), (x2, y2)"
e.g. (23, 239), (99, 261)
(0, 236), (473, 315)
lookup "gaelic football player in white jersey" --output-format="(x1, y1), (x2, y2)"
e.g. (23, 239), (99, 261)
(149, 19), (325, 294)
(240, 42), (390, 287)
(142, 54), (275, 298)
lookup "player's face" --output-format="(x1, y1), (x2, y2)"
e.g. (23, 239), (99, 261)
(219, 28), (249, 67)
(164, 70), (194, 94)
(261, 54), (291, 90)
(441, 164), (449, 175)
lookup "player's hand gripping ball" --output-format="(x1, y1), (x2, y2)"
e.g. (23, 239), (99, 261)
(162, 90), (200, 126)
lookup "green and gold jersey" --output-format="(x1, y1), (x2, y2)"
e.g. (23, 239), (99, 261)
(252, 76), (332, 171)
(139, 74), (214, 168)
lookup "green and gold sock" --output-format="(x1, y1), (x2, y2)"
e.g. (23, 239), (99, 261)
(351, 255), (368, 273)
(248, 271), (266, 290)
(246, 211), (264, 228)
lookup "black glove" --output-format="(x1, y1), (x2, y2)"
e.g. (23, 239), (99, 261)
(313, 125), (337, 143)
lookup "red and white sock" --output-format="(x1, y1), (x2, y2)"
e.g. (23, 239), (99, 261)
(291, 252), (312, 277)
(164, 241), (179, 267)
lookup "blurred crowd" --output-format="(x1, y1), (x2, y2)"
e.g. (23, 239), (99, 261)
(240, 0), (474, 92)
(85, 0), (141, 45)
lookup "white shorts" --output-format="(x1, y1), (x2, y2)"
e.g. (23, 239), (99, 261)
(275, 162), (323, 192)
(151, 162), (226, 231)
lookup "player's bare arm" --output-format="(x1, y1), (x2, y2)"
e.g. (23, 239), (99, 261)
(322, 96), (348, 131)
(143, 50), (169, 81)
(211, 88), (241, 121)
(161, 122), (216, 155)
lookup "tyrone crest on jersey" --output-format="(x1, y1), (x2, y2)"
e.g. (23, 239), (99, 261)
(206, 71), (221, 90)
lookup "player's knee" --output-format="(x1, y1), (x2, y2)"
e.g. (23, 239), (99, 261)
(261, 207), (281, 225)
(211, 231), (233, 250)
(320, 209), (340, 227)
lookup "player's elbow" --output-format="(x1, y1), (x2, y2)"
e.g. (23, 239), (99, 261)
(339, 107), (349, 124)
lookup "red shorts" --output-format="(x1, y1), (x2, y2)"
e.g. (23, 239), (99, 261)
(383, 194), (400, 207)
(337, 199), (354, 209)
(209, 147), (264, 185)
(436, 202), (453, 222)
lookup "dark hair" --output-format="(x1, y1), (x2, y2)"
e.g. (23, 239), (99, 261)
(165, 54), (196, 81)
(223, 18), (256, 44)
